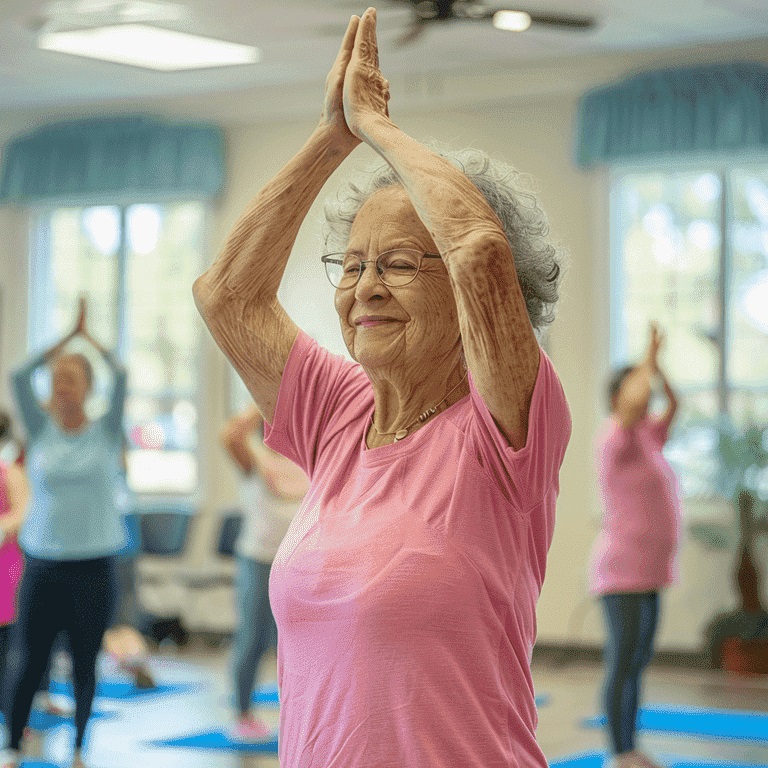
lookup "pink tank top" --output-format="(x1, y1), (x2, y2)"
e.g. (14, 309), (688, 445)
(0, 462), (25, 625)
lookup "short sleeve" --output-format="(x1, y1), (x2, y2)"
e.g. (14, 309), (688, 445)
(647, 414), (671, 447)
(262, 331), (371, 478)
(466, 348), (571, 512)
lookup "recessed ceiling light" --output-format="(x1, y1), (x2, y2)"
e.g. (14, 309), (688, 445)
(492, 10), (532, 32)
(38, 24), (261, 70)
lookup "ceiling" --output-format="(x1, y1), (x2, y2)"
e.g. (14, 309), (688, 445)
(1, 0), (767, 123)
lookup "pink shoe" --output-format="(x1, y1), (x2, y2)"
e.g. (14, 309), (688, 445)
(228, 715), (274, 743)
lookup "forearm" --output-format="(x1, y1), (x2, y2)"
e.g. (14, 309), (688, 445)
(11, 352), (49, 435)
(197, 125), (356, 306)
(656, 367), (679, 421)
(359, 117), (507, 258)
(619, 362), (653, 417)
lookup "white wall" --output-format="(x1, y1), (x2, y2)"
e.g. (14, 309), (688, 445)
(1, 40), (765, 650)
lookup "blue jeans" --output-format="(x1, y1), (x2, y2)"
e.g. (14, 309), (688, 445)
(231, 556), (277, 715)
(601, 592), (660, 755)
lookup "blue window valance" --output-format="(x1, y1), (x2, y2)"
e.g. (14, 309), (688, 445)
(575, 62), (768, 168)
(0, 115), (225, 203)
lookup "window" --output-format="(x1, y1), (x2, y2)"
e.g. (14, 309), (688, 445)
(30, 202), (207, 497)
(611, 164), (768, 497)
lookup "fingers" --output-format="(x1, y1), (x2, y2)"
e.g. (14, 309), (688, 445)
(353, 7), (379, 67)
(333, 14), (360, 71)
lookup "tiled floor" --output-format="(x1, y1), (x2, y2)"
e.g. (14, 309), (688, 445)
(17, 644), (768, 767)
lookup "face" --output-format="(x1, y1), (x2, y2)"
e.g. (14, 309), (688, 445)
(334, 186), (462, 373)
(52, 355), (91, 411)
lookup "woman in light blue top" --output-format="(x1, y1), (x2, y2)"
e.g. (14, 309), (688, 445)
(3, 299), (126, 768)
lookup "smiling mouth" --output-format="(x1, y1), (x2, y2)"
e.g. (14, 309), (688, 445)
(354, 315), (399, 327)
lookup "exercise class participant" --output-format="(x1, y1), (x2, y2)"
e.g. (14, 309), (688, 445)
(0, 411), (29, 694)
(3, 299), (125, 768)
(220, 405), (307, 741)
(589, 322), (681, 768)
(194, 9), (571, 766)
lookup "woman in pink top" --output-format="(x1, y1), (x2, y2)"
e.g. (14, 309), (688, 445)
(590, 324), (681, 768)
(0, 410), (31, 694)
(194, 9), (571, 766)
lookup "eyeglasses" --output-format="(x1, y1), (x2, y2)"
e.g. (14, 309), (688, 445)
(321, 249), (442, 289)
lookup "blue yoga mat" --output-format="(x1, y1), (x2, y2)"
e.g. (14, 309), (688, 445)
(18, 762), (59, 768)
(49, 679), (199, 701)
(584, 704), (768, 744)
(153, 729), (278, 754)
(252, 682), (279, 706)
(551, 750), (768, 768)
(250, 683), (550, 709)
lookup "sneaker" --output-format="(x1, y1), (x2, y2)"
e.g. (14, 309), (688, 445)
(228, 716), (275, 743)
(634, 752), (666, 768)
(0, 749), (19, 768)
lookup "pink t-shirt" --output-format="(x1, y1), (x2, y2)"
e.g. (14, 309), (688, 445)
(589, 416), (682, 596)
(264, 331), (571, 768)
(0, 462), (25, 626)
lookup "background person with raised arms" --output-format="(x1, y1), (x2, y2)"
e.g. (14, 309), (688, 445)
(3, 298), (126, 768)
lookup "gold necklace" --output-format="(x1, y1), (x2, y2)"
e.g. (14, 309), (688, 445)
(370, 369), (469, 443)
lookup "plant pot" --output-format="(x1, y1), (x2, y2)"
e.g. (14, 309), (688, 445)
(720, 637), (768, 675)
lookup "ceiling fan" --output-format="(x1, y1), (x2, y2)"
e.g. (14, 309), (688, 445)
(328, 0), (597, 46)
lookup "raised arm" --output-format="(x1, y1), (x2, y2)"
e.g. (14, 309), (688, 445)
(73, 298), (126, 436)
(615, 322), (662, 430)
(343, 9), (540, 449)
(11, 328), (77, 438)
(193, 17), (363, 424)
(220, 406), (263, 475)
(655, 363), (679, 429)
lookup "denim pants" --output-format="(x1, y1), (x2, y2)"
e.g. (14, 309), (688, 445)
(601, 592), (660, 755)
(231, 555), (277, 715)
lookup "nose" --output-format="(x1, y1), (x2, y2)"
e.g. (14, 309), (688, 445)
(353, 261), (390, 302)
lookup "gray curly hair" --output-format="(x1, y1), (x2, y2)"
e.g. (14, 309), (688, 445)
(323, 144), (566, 334)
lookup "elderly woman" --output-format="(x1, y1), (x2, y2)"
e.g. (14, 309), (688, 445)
(589, 323), (681, 768)
(194, 8), (571, 767)
(3, 299), (125, 768)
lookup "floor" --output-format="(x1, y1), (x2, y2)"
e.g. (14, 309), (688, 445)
(15, 643), (768, 768)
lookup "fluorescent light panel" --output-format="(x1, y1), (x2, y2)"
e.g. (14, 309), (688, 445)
(493, 11), (532, 32)
(38, 24), (261, 71)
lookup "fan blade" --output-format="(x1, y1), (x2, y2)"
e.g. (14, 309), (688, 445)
(527, 12), (596, 30)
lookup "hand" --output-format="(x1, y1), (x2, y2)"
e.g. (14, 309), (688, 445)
(645, 321), (664, 372)
(74, 295), (88, 336)
(343, 7), (391, 140)
(320, 14), (362, 149)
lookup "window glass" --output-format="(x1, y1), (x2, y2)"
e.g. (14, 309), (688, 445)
(32, 202), (206, 497)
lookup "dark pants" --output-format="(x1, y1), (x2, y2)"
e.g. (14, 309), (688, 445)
(0, 623), (10, 695)
(601, 592), (660, 755)
(3, 555), (117, 751)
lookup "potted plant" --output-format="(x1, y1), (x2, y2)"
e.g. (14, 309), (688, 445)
(688, 417), (768, 672)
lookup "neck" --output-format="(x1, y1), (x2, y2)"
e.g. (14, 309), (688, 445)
(367, 355), (468, 443)
(52, 405), (87, 432)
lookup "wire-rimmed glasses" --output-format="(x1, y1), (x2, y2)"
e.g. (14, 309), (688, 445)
(321, 249), (442, 290)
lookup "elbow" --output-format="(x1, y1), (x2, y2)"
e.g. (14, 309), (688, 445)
(192, 273), (219, 319)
